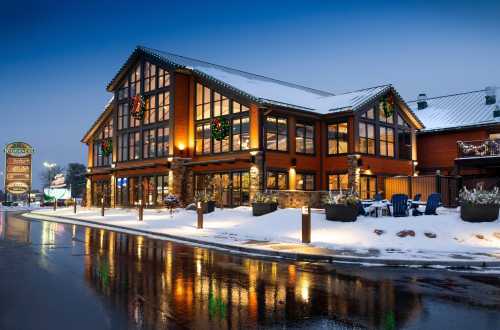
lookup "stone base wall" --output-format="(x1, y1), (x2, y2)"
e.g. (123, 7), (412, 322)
(268, 190), (330, 209)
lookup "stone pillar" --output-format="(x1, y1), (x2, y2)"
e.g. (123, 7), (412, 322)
(110, 175), (116, 208)
(347, 154), (361, 194)
(249, 152), (264, 201)
(85, 177), (92, 208)
(169, 158), (191, 205)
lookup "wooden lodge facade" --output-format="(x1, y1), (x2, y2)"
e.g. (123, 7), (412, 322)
(82, 46), (426, 208)
(408, 87), (500, 189)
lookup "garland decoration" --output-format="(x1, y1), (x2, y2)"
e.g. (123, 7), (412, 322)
(458, 140), (500, 157)
(379, 94), (395, 118)
(101, 138), (113, 157)
(130, 94), (146, 120)
(211, 117), (230, 141)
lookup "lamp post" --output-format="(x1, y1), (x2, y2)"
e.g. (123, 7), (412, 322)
(197, 201), (204, 229)
(301, 205), (311, 244)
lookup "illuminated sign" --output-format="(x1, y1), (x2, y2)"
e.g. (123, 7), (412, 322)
(4, 142), (33, 195)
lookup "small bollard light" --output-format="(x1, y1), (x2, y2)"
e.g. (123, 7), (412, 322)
(101, 197), (105, 217)
(302, 205), (311, 244)
(197, 201), (203, 229)
(138, 200), (144, 221)
(73, 198), (77, 214)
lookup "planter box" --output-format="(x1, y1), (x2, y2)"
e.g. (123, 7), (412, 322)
(461, 203), (499, 222)
(252, 202), (278, 216)
(325, 204), (358, 222)
(203, 201), (216, 214)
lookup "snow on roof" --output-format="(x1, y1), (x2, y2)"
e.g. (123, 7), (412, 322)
(408, 88), (500, 132)
(140, 47), (392, 114)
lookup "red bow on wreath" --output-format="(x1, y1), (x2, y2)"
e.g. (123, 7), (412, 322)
(130, 95), (145, 119)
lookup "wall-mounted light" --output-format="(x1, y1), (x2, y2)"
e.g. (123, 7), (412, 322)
(178, 143), (185, 151)
(111, 163), (116, 169)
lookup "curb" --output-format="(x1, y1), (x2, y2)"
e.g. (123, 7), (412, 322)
(23, 212), (500, 269)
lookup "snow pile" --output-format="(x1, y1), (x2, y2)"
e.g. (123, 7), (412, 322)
(31, 206), (500, 260)
(1, 203), (42, 212)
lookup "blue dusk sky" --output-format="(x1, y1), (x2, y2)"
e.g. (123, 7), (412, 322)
(1, 0), (499, 190)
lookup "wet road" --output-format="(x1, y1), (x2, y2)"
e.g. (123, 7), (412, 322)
(1, 212), (500, 330)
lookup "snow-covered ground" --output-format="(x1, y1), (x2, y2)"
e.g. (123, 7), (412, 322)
(1, 203), (42, 212)
(27, 206), (500, 263)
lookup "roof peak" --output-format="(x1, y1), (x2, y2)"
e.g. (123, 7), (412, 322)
(138, 45), (336, 96)
(408, 87), (500, 104)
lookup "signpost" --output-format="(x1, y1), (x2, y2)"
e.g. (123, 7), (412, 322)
(4, 142), (34, 204)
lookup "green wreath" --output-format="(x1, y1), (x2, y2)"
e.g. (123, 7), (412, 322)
(130, 94), (146, 120)
(211, 117), (230, 141)
(101, 138), (113, 156)
(379, 94), (395, 118)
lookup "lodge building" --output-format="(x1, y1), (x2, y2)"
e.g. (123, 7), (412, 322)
(82, 46), (498, 208)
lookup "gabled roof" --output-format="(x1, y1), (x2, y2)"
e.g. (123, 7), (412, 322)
(106, 46), (422, 125)
(81, 96), (114, 143)
(408, 87), (500, 132)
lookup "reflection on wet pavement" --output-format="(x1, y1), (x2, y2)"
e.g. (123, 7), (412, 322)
(1, 211), (500, 330)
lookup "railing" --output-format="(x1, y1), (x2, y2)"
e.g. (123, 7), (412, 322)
(457, 139), (500, 158)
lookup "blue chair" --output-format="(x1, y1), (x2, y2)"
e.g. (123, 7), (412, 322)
(391, 194), (409, 217)
(414, 193), (441, 216)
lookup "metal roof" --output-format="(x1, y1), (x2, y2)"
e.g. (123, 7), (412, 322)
(408, 88), (500, 132)
(107, 46), (421, 117)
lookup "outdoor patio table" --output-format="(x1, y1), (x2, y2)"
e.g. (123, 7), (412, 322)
(369, 201), (391, 217)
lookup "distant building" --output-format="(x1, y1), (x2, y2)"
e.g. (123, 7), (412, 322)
(409, 87), (500, 188)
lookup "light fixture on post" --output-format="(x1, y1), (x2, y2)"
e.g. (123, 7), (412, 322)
(197, 201), (203, 229)
(301, 205), (311, 244)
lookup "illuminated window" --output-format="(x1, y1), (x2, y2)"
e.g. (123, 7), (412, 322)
(267, 171), (288, 190)
(327, 122), (348, 155)
(143, 129), (156, 159)
(296, 173), (315, 191)
(157, 127), (169, 157)
(359, 122), (375, 154)
(130, 64), (141, 97)
(266, 116), (288, 151)
(296, 123), (314, 154)
(232, 117), (250, 151)
(144, 62), (156, 93)
(328, 174), (348, 191)
(359, 175), (377, 199)
(379, 126), (394, 157)
(143, 95), (157, 125)
(158, 68), (170, 88)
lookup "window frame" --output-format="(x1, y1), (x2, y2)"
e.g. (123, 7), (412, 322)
(265, 115), (288, 152)
(327, 121), (349, 156)
(295, 122), (315, 155)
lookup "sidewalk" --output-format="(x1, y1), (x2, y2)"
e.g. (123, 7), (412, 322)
(24, 206), (500, 269)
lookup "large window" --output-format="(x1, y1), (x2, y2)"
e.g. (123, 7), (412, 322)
(232, 117), (250, 151)
(195, 123), (211, 154)
(359, 176), (377, 199)
(266, 116), (288, 151)
(379, 126), (394, 157)
(157, 127), (169, 157)
(296, 123), (314, 154)
(327, 122), (348, 155)
(194, 82), (250, 154)
(118, 80), (129, 101)
(296, 173), (315, 191)
(266, 171), (288, 190)
(92, 119), (113, 167)
(143, 95), (157, 125)
(194, 171), (250, 207)
(359, 122), (375, 154)
(128, 132), (140, 160)
(130, 64), (141, 97)
(144, 62), (156, 93)
(328, 174), (348, 191)
(398, 114), (412, 160)
(158, 68), (170, 89)
(158, 91), (170, 121)
(117, 103), (129, 130)
(143, 129), (156, 159)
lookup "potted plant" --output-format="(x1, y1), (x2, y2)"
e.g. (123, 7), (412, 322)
(323, 190), (359, 222)
(459, 186), (500, 222)
(252, 192), (278, 216)
(194, 191), (216, 214)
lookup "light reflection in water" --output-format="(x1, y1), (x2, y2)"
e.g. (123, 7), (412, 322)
(78, 229), (424, 330)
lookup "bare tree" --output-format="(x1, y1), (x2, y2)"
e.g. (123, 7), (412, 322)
(40, 165), (64, 188)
